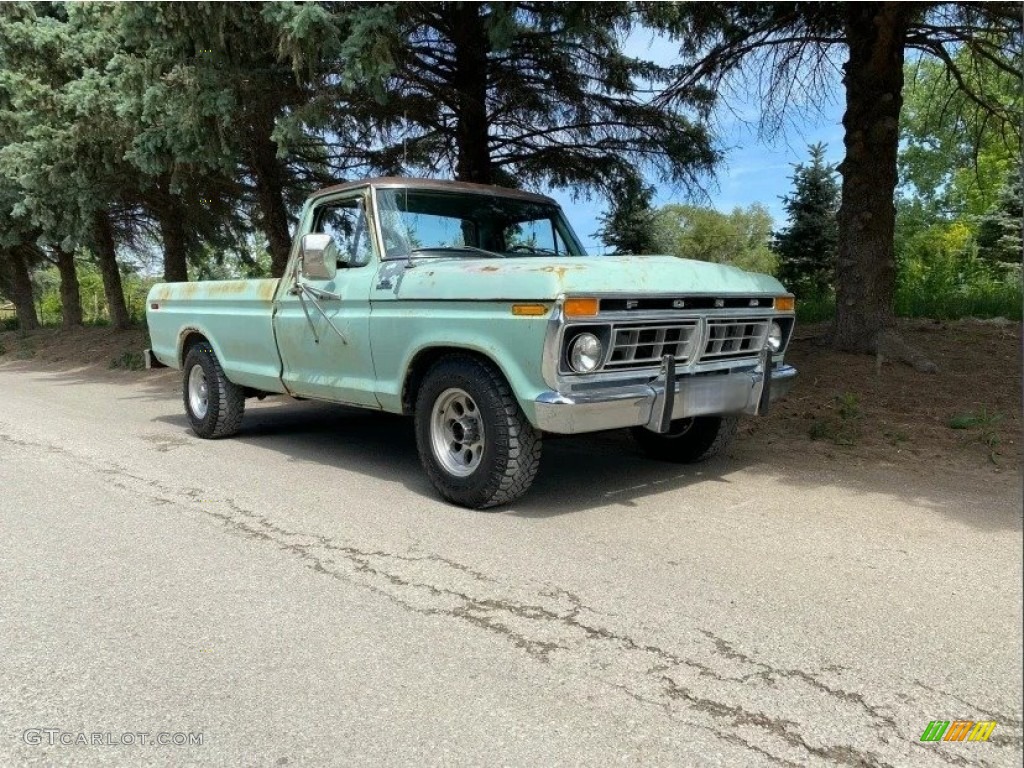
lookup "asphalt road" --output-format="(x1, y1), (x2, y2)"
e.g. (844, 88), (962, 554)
(1, 365), (1021, 767)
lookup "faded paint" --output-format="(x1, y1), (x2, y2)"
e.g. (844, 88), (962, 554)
(146, 179), (793, 429)
(388, 255), (784, 303)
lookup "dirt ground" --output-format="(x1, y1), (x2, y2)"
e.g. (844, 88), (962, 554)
(2, 319), (1021, 475)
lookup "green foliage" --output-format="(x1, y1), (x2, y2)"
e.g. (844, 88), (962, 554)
(323, 4), (718, 193)
(795, 294), (836, 324)
(0, 341), (6, 356)
(32, 263), (155, 327)
(895, 221), (1022, 320)
(899, 53), (1021, 222)
(976, 165), (1023, 267)
(948, 408), (1005, 464)
(773, 143), (839, 299)
(597, 177), (658, 254)
(109, 349), (145, 371)
(652, 203), (777, 273)
(809, 393), (862, 446)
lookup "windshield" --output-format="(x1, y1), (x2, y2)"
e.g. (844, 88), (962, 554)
(375, 188), (585, 259)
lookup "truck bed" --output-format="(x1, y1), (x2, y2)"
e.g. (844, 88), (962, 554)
(146, 279), (285, 393)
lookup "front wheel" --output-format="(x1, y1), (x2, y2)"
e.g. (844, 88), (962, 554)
(182, 344), (245, 439)
(414, 355), (542, 509)
(631, 416), (738, 463)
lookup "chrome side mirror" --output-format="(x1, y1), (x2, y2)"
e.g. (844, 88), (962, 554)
(299, 233), (339, 281)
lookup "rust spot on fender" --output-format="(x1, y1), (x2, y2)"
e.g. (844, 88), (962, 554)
(256, 280), (279, 302)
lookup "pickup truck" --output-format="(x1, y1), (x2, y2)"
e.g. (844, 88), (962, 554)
(145, 177), (797, 509)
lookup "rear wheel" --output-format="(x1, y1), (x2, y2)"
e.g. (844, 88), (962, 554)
(182, 344), (245, 439)
(414, 355), (542, 509)
(631, 416), (738, 463)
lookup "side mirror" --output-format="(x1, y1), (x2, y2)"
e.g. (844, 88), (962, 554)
(299, 233), (339, 281)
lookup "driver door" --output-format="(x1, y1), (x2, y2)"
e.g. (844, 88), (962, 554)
(273, 192), (381, 408)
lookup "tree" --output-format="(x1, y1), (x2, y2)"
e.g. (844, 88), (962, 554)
(976, 164), (1023, 267)
(597, 176), (658, 254)
(0, 180), (41, 330)
(773, 143), (840, 299)
(899, 51), (1021, 221)
(43, 246), (83, 328)
(651, 2), (1021, 370)
(0, 246), (39, 331)
(0, 2), (134, 328)
(110, 2), (330, 277)
(302, 3), (718, 198)
(652, 203), (777, 274)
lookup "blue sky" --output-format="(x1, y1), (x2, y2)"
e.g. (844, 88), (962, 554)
(547, 29), (847, 253)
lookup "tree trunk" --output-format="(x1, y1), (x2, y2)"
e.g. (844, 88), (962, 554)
(450, 2), (492, 184)
(249, 116), (293, 278)
(0, 247), (39, 331)
(154, 175), (190, 283)
(92, 210), (132, 330)
(53, 246), (83, 328)
(832, 3), (914, 357)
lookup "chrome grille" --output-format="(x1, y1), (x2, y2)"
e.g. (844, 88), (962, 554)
(606, 322), (698, 368)
(700, 318), (769, 361)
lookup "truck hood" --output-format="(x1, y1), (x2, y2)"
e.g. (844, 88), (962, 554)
(386, 254), (787, 301)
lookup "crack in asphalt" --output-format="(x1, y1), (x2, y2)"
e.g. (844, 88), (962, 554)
(661, 675), (895, 768)
(2, 425), (1018, 767)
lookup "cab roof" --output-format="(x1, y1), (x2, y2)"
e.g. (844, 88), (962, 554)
(309, 177), (558, 206)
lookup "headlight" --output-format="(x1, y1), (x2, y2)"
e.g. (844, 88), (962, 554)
(767, 321), (783, 352)
(569, 333), (603, 372)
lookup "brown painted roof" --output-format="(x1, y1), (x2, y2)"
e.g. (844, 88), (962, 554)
(310, 177), (558, 205)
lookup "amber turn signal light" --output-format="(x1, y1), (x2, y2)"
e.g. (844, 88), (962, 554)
(564, 297), (599, 317)
(511, 303), (548, 317)
(775, 296), (795, 312)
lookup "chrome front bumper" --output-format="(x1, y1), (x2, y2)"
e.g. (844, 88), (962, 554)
(533, 356), (797, 435)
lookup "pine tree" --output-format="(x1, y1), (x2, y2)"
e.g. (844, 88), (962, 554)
(976, 165), (1023, 268)
(773, 144), (840, 300)
(597, 176), (657, 255)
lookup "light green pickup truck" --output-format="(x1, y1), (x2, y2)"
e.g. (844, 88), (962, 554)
(146, 178), (796, 508)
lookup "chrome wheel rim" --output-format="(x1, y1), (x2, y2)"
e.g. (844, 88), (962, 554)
(430, 388), (485, 477)
(188, 365), (209, 420)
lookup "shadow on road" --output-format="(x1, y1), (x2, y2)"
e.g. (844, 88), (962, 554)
(154, 398), (721, 515)
(0, 358), (180, 403)
(153, 397), (1022, 530)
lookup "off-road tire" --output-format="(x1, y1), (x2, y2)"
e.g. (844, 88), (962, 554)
(414, 355), (542, 509)
(182, 344), (245, 439)
(631, 416), (738, 463)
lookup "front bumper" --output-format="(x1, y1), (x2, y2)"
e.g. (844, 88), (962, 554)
(533, 359), (797, 435)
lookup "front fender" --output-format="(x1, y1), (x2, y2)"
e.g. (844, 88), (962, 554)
(369, 301), (552, 424)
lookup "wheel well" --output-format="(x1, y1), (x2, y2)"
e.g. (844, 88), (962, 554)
(401, 347), (504, 415)
(179, 330), (210, 366)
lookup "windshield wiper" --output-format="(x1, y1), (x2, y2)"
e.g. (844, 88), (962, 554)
(408, 246), (505, 259)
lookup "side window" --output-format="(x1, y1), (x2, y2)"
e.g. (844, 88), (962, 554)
(312, 197), (374, 268)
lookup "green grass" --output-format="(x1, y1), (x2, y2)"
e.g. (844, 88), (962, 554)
(109, 350), (145, 371)
(0, 341), (6, 356)
(795, 294), (836, 323)
(895, 282), (1022, 320)
(793, 281), (1022, 324)
(810, 392), (863, 445)
(948, 408), (1005, 464)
